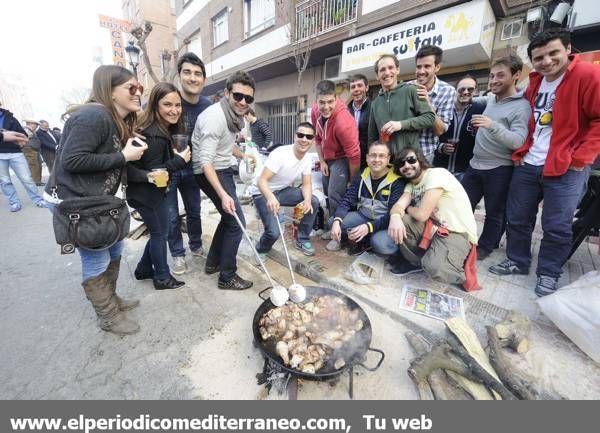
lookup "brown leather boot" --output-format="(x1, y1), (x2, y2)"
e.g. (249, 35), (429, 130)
(82, 271), (140, 335)
(106, 256), (140, 311)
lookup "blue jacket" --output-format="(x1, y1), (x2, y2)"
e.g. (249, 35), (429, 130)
(334, 166), (405, 233)
(0, 108), (26, 153)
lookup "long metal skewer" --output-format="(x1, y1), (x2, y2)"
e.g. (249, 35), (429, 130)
(275, 214), (297, 286)
(231, 211), (277, 288)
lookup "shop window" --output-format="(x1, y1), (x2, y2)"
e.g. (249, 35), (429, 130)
(244, 0), (275, 38)
(212, 9), (229, 47)
(501, 19), (523, 41)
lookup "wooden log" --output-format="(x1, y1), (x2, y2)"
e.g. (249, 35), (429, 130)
(495, 311), (531, 354)
(128, 223), (148, 240)
(405, 331), (434, 400)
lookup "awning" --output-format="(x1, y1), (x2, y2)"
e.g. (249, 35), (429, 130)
(341, 0), (496, 76)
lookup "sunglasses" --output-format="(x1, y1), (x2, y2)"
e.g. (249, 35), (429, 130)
(296, 132), (314, 140)
(397, 156), (418, 167)
(231, 92), (254, 104)
(458, 86), (476, 94)
(126, 84), (144, 96)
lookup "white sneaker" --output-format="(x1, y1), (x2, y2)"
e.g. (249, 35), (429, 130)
(255, 252), (268, 267)
(321, 230), (332, 240)
(325, 239), (341, 251)
(172, 256), (187, 275)
(191, 247), (204, 257)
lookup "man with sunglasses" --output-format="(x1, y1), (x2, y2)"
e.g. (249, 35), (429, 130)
(192, 70), (257, 290)
(433, 75), (485, 181)
(388, 149), (477, 284)
(167, 52), (211, 275)
(249, 122), (320, 258)
(310, 80), (361, 252)
(330, 141), (404, 256)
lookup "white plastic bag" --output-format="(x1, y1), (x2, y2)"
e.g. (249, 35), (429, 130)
(344, 251), (385, 285)
(537, 271), (600, 363)
(238, 142), (262, 185)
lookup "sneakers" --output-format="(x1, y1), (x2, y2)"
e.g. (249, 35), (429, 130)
(205, 263), (221, 275)
(535, 275), (559, 297)
(476, 247), (491, 261)
(218, 273), (253, 290)
(153, 275), (185, 290)
(191, 247), (204, 257)
(321, 230), (332, 240)
(488, 259), (529, 276)
(294, 241), (315, 256)
(134, 268), (154, 281)
(9, 203), (22, 212)
(172, 256), (187, 275)
(35, 200), (47, 208)
(347, 241), (371, 256)
(325, 239), (341, 251)
(255, 253), (268, 267)
(390, 259), (423, 276)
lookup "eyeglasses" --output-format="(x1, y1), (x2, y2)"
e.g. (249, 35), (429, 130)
(296, 132), (314, 140)
(231, 92), (254, 104)
(397, 156), (418, 167)
(126, 84), (144, 96)
(457, 86), (476, 94)
(367, 153), (389, 160)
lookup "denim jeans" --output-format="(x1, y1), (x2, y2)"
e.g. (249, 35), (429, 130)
(253, 187), (319, 253)
(165, 167), (202, 257)
(506, 163), (590, 278)
(0, 153), (44, 208)
(461, 165), (513, 254)
(322, 158), (349, 227)
(136, 199), (171, 280)
(195, 168), (244, 280)
(340, 211), (398, 255)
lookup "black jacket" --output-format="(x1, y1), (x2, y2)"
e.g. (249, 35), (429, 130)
(347, 98), (371, 169)
(433, 101), (486, 174)
(36, 128), (59, 152)
(0, 108), (26, 153)
(126, 122), (187, 209)
(45, 104), (126, 199)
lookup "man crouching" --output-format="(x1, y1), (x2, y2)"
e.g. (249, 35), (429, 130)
(387, 148), (478, 284)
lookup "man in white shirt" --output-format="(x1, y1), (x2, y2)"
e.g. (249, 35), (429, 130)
(250, 122), (319, 257)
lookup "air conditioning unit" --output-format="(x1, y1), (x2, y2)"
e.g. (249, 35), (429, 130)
(324, 55), (345, 82)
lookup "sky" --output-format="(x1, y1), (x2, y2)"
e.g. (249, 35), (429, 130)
(1, 0), (124, 126)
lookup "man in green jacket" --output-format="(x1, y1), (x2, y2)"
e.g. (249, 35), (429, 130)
(368, 54), (436, 159)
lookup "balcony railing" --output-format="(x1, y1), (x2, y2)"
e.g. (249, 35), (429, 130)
(294, 0), (358, 43)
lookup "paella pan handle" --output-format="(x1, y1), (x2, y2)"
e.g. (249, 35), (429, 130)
(258, 287), (271, 301)
(357, 347), (385, 372)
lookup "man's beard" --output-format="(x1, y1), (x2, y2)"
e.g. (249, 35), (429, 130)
(402, 166), (422, 181)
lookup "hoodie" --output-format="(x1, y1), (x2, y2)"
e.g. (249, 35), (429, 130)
(310, 99), (360, 166)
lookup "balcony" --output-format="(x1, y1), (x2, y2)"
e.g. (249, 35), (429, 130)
(294, 0), (358, 43)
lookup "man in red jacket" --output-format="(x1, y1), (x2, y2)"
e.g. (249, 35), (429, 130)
(489, 29), (600, 297)
(311, 80), (361, 251)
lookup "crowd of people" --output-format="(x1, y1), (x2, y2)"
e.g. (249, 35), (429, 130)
(1, 28), (599, 335)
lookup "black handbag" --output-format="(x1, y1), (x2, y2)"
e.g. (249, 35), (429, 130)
(49, 156), (130, 254)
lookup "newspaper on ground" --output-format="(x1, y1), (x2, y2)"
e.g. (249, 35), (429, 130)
(399, 284), (465, 321)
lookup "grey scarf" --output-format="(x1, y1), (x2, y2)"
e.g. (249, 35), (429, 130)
(219, 98), (244, 133)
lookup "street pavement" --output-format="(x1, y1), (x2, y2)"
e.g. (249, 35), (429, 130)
(1, 176), (598, 399)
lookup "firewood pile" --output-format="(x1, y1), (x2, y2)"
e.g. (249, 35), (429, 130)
(406, 312), (564, 400)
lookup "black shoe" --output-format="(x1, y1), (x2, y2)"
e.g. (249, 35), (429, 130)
(389, 256), (423, 275)
(489, 259), (529, 276)
(36, 182), (45, 186)
(134, 269), (154, 280)
(205, 263), (221, 275)
(218, 274), (253, 290)
(476, 247), (492, 261)
(347, 241), (371, 256)
(153, 275), (185, 290)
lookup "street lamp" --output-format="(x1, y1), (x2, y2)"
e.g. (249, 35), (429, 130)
(125, 40), (140, 77)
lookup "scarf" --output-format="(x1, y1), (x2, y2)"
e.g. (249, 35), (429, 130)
(219, 98), (244, 134)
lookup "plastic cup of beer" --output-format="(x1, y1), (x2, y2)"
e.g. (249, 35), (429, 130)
(172, 134), (188, 152)
(151, 168), (169, 188)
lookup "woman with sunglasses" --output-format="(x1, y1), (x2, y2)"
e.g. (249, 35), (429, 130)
(44, 65), (148, 335)
(127, 82), (191, 291)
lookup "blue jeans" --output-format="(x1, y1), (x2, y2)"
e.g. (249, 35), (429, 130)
(135, 199), (171, 280)
(461, 165), (513, 254)
(0, 153), (44, 208)
(322, 158), (349, 227)
(253, 187), (319, 253)
(165, 167), (202, 257)
(506, 163), (590, 278)
(195, 168), (244, 280)
(340, 211), (398, 255)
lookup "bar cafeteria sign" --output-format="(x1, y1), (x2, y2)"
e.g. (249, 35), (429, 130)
(342, 0), (493, 72)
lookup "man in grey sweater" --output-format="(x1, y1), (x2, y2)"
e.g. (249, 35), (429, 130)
(192, 71), (256, 290)
(460, 55), (531, 259)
